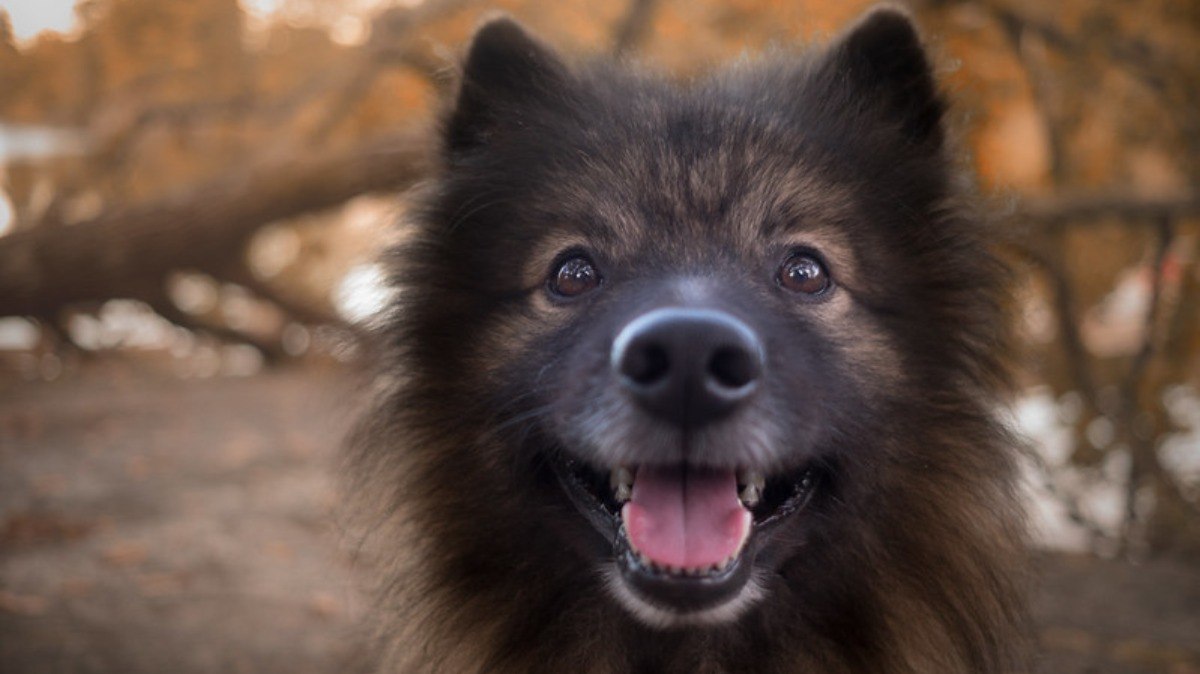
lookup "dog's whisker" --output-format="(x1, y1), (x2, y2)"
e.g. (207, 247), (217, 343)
(492, 404), (555, 435)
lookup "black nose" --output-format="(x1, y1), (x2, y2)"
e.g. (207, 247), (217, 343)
(611, 308), (763, 428)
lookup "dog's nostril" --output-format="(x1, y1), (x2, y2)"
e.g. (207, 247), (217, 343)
(708, 346), (758, 389)
(611, 307), (764, 428)
(624, 344), (670, 386)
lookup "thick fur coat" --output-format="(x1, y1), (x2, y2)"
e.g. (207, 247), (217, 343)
(346, 7), (1028, 673)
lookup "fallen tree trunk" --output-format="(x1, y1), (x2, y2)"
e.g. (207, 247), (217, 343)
(0, 127), (433, 319)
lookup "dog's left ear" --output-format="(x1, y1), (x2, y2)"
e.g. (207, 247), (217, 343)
(445, 17), (570, 156)
(823, 6), (945, 149)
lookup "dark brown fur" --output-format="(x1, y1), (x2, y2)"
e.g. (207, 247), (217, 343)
(345, 7), (1028, 673)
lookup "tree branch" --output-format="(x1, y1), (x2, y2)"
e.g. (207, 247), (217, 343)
(1119, 216), (1175, 552)
(612, 0), (659, 56)
(1006, 232), (1099, 407)
(1016, 192), (1200, 225)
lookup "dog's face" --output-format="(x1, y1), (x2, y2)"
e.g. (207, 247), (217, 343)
(407, 9), (1005, 630)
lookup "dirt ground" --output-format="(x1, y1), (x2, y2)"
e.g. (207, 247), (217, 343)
(1, 364), (1197, 673)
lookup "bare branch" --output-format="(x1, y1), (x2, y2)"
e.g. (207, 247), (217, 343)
(1006, 233), (1099, 407)
(1123, 217), (1174, 416)
(1119, 216), (1175, 552)
(992, 10), (1069, 184)
(612, 0), (659, 56)
(1016, 192), (1200, 226)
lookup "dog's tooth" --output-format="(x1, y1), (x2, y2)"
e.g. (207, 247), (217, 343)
(739, 482), (761, 507)
(610, 466), (633, 502)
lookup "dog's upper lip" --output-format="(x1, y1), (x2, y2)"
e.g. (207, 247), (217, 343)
(555, 455), (622, 540)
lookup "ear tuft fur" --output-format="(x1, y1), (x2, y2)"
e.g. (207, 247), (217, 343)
(445, 17), (568, 155)
(829, 6), (944, 147)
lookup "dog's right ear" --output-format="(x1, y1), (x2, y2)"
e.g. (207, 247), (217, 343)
(445, 17), (569, 155)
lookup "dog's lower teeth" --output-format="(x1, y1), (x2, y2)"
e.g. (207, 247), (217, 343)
(632, 552), (732, 576)
(659, 562), (722, 576)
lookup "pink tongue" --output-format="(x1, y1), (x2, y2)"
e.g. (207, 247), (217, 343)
(622, 465), (750, 569)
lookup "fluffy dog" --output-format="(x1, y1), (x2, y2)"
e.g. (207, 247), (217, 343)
(347, 7), (1027, 672)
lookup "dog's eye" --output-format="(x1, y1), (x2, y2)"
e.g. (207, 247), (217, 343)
(777, 253), (831, 295)
(549, 255), (601, 298)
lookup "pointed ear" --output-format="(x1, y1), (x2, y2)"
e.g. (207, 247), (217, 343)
(824, 6), (945, 148)
(445, 17), (569, 155)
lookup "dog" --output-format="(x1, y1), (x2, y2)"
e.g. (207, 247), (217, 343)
(346, 7), (1027, 672)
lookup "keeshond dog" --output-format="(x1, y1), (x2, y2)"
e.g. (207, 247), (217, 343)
(347, 6), (1027, 673)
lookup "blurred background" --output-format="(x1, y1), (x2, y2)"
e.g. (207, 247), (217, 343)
(0, 0), (1196, 672)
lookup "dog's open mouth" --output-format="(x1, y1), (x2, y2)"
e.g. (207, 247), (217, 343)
(552, 455), (820, 618)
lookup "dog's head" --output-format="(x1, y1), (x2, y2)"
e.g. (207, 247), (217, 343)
(388, 8), (1014, 634)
